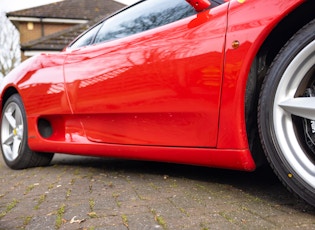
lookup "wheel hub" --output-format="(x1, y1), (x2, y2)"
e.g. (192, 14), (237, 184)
(303, 86), (315, 154)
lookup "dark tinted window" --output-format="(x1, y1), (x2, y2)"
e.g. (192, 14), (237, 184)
(212, 0), (225, 5)
(94, 0), (196, 44)
(69, 0), (225, 49)
(70, 23), (102, 49)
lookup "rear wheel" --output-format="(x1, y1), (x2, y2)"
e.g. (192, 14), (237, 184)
(258, 19), (315, 207)
(1, 94), (54, 169)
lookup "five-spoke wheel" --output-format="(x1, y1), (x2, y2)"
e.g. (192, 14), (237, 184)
(0, 94), (54, 169)
(259, 19), (315, 207)
(2, 97), (25, 162)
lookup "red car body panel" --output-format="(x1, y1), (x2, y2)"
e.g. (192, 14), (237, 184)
(0, 0), (305, 171)
(63, 5), (227, 147)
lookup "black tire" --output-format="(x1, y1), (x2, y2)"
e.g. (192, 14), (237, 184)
(258, 19), (315, 207)
(0, 94), (54, 169)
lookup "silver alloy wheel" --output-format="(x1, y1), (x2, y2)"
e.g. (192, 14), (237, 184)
(1, 101), (24, 162)
(1, 94), (54, 169)
(274, 40), (315, 189)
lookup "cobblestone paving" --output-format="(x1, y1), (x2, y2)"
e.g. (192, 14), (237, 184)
(0, 154), (314, 230)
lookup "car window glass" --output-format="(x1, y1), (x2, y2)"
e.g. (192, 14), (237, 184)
(212, 0), (225, 5)
(70, 23), (102, 49)
(211, 0), (225, 7)
(94, 0), (196, 44)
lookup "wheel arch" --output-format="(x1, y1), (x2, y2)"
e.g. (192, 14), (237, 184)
(1, 87), (19, 109)
(245, 0), (315, 166)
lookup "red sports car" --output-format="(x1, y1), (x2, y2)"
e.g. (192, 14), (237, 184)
(0, 0), (314, 207)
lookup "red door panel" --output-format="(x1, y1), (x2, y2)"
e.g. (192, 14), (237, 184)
(64, 6), (228, 147)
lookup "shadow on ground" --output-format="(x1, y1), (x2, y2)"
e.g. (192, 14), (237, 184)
(51, 154), (315, 213)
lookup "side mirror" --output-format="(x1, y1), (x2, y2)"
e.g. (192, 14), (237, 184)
(186, 0), (211, 12)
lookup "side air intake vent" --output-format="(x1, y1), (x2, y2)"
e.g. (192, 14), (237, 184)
(38, 118), (53, 138)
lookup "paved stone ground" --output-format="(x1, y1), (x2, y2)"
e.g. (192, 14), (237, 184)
(0, 154), (314, 230)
